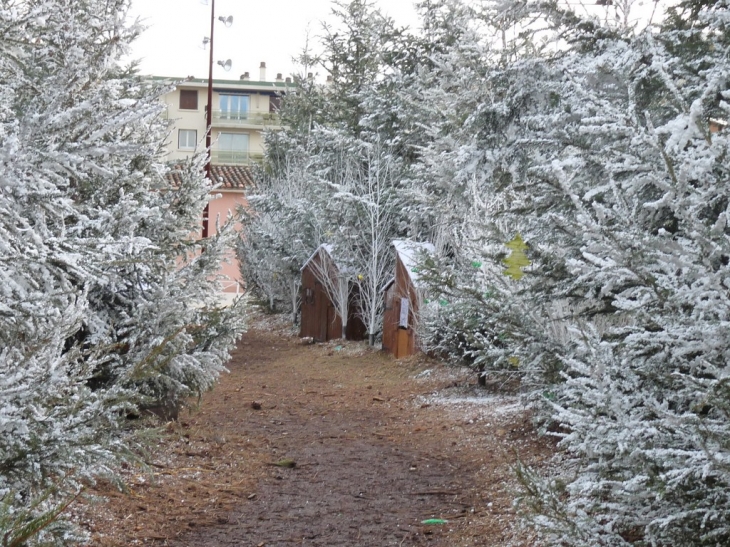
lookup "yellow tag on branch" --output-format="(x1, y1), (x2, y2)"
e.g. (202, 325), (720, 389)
(502, 233), (530, 281)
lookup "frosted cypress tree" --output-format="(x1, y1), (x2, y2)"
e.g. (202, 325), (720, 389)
(0, 0), (245, 542)
(478, 0), (730, 544)
(404, 1), (730, 541)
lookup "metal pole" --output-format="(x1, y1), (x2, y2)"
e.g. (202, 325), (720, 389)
(203, 0), (215, 238)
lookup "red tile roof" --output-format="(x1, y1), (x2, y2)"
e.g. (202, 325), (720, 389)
(166, 164), (255, 191)
(211, 165), (255, 189)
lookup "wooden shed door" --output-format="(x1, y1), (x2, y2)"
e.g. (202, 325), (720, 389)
(395, 328), (409, 359)
(394, 297), (413, 357)
(316, 281), (328, 342)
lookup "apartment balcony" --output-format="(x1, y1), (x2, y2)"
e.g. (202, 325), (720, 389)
(211, 150), (264, 165)
(212, 110), (281, 128)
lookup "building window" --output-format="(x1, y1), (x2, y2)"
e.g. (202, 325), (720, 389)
(219, 94), (249, 121)
(179, 89), (198, 110)
(269, 95), (281, 113)
(178, 129), (197, 150)
(217, 132), (249, 163)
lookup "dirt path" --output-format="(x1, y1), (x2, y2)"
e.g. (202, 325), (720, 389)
(78, 315), (548, 546)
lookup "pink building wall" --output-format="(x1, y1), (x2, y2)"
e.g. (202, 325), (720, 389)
(206, 189), (248, 293)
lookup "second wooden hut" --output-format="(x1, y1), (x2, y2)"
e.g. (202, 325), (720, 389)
(382, 240), (435, 358)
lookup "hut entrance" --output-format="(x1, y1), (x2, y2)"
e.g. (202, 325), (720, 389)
(383, 286), (414, 358)
(396, 328), (410, 359)
(314, 281), (327, 342)
(306, 280), (340, 343)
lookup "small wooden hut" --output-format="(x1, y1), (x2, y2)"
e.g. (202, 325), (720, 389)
(299, 244), (366, 342)
(382, 240), (435, 358)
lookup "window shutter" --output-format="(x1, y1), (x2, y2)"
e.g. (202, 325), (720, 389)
(179, 89), (198, 110)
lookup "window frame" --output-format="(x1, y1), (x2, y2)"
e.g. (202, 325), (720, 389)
(219, 94), (250, 120)
(216, 132), (250, 163)
(218, 132), (249, 152)
(178, 129), (197, 150)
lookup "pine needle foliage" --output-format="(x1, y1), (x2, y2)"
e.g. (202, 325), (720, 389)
(0, 0), (246, 542)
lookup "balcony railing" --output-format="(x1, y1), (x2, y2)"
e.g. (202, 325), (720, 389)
(211, 150), (264, 165)
(212, 110), (281, 127)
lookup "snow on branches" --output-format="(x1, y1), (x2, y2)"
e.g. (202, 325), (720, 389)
(0, 0), (246, 542)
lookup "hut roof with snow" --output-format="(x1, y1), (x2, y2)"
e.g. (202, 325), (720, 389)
(391, 240), (436, 288)
(300, 244), (354, 275)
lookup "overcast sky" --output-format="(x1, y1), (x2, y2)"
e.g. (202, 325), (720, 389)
(126, 0), (666, 82)
(126, 0), (421, 81)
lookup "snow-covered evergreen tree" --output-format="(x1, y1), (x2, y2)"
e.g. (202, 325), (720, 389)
(512, 1), (730, 544)
(395, 0), (730, 543)
(239, 147), (326, 319)
(412, 0), (730, 544)
(398, 0), (554, 385)
(0, 0), (245, 542)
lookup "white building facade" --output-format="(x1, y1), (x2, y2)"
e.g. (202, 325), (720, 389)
(157, 67), (288, 166)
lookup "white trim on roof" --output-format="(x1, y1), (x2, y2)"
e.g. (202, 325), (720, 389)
(300, 243), (335, 272)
